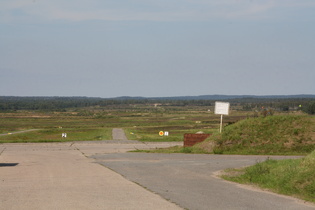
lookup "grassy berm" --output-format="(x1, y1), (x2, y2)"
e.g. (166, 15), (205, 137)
(197, 115), (315, 155)
(201, 114), (315, 203)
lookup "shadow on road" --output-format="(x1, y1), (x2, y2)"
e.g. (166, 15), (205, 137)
(0, 163), (19, 167)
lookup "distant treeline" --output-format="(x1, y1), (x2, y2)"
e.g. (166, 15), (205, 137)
(0, 96), (314, 114)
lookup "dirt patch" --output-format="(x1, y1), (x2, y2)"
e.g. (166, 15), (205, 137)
(197, 139), (217, 153)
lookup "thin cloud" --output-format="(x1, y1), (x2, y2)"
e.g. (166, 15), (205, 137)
(1, 0), (315, 23)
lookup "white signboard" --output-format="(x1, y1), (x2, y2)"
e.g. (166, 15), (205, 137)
(215, 102), (230, 115)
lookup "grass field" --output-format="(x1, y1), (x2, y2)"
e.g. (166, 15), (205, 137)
(2, 107), (313, 155)
(0, 112), (113, 142)
(0, 107), (245, 143)
(1, 108), (313, 147)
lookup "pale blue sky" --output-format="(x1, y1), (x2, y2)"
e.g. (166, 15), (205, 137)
(1, 0), (315, 97)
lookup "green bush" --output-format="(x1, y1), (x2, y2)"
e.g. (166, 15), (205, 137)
(303, 101), (315, 115)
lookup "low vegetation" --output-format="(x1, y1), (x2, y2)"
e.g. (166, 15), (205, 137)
(0, 128), (112, 143)
(197, 115), (315, 155)
(222, 150), (315, 202)
(131, 145), (209, 154)
(0, 112), (114, 143)
(0, 105), (239, 143)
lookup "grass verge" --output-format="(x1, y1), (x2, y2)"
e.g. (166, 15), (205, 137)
(221, 150), (315, 203)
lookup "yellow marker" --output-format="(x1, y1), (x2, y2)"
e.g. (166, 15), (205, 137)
(159, 131), (164, 136)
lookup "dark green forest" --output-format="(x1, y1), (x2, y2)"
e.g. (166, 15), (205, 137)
(0, 95), (314, 114)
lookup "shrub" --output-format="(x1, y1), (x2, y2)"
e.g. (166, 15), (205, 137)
(303, 101), (315, 115)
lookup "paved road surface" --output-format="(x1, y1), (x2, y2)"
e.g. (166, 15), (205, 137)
(0, 141), (181, 210)
(1, 139), (314, 209)
(112, 128), (128, 140)
(93, 153), (314, 210)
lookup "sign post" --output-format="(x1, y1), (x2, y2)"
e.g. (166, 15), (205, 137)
(214, 102), (230, 133)
(220, 114), (223, 133)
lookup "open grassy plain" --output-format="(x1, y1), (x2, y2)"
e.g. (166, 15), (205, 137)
(0, 105), (245, 143)
(0, 112), (112, 142)
(1, 101), (315, 204)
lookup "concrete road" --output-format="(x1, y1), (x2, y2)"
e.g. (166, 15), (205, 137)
(0, 141), (182, 210)
(1, 140), (314, 210)
(92, 153), (315, 210)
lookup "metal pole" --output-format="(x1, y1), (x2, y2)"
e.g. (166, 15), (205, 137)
(220, 115), (223, 133)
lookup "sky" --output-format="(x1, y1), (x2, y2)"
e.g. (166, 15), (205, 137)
(1, 0), (315, 98)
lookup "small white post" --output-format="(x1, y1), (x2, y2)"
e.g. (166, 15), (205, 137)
(220, 115), (223, 133)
